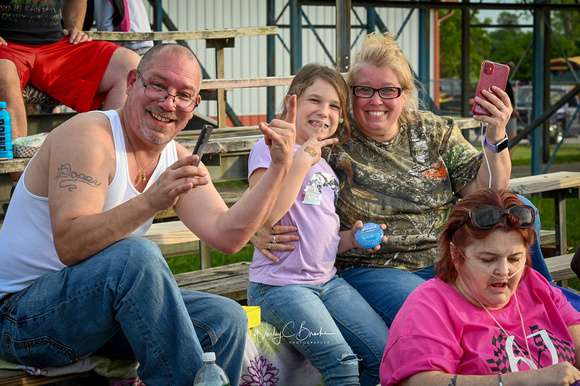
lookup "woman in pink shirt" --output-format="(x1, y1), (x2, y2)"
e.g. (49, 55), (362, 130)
(380, 188), (580, 385)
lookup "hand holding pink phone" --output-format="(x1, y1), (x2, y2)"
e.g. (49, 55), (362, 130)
(472, 60), (510, 117)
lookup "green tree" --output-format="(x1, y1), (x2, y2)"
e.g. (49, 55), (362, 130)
(488, 12), (533, 81)
(439, 9), (491, 81)
(549, 0), (580, 58)
(437, 4), (579, 97)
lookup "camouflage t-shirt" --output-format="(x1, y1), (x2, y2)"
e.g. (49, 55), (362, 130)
(325, 110), (483, 272)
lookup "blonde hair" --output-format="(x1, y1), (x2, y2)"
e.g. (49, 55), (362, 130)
(348, 33), (418, 120)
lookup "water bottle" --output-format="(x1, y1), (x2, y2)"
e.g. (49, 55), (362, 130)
(193, 352), (230, 386)
(0, 101), (13, 159)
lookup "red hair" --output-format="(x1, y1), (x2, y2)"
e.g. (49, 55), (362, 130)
(436, 189), (536, 284)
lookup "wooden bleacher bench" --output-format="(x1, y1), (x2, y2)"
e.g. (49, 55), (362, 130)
(546, 253), (576, 284)
(539, 229), (556, 245)
(509, 171), (580, 257)
(175, 261), (250, 302)
(144, 220), (201, 257)
(144, 184), (247, 259)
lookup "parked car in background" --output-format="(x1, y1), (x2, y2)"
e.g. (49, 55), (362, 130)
(437, 77), (476, 116)
(438, 78), (462, 115)
(516, 85), (580, 144)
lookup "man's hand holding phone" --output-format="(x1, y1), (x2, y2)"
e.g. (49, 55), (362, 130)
(192, 124), (214, 167)
(135, 125), (216, 214)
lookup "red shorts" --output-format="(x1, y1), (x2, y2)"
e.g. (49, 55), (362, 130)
(0, 38), (120, 112)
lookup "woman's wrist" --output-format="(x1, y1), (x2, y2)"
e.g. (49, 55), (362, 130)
(484, 131), (507, 145)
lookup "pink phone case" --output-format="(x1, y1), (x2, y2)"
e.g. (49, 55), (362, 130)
(471, 60), (510, 116)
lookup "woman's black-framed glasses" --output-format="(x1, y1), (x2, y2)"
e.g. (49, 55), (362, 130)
(352, 86), (402, 99)
(455, 204), (536, 231)
(137, 71), (198, 112)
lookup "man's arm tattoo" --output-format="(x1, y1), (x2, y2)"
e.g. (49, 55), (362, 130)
(56, 163), (101, 191)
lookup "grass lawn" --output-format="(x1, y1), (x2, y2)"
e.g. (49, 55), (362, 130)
(167, 245), (254, 275)
(528, 197), (580, 250)
(478, 142), (580, 166)
(528, 196), (580, 290)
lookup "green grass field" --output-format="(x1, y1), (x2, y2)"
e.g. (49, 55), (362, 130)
(490, 142), (580, 166)
(167, 245), (254, 275)
(528, 196), (580, 290)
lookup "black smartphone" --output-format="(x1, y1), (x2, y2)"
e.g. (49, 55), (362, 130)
(192, 124), (214, 167)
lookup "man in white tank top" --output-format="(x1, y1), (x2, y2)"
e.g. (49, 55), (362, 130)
(0, 44), (295, 385)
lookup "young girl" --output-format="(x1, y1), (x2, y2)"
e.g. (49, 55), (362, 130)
(247, 63), (389, 386)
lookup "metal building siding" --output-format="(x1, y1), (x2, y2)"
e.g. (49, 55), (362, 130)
(147, 1), (421, 122)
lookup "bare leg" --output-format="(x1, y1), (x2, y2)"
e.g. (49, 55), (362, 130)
(0, 59), (27, 140)
(96, 47), (141, 109)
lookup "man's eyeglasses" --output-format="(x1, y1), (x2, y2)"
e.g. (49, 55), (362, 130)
(352, 86), (402, 99)
(455, 204), (536, 232)
(138, 72), (198, 112)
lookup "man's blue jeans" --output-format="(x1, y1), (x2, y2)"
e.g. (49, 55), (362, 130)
(340, 195), (553, 327)
(248, 275), (389, 386)
(0, 238), (247, 385)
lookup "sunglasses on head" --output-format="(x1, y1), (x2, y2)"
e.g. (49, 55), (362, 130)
(455, 204), (536, 232)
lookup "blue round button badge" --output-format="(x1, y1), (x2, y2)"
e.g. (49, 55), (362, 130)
(354, 223), (383, 249)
